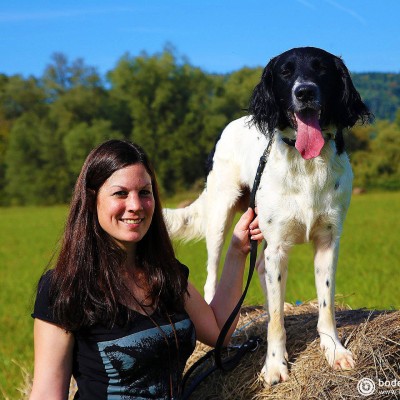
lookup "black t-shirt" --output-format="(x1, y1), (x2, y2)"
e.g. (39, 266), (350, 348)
(32, 268), (196, 400)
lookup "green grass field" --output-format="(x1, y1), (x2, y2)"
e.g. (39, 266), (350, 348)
(0, 192), (399, 398)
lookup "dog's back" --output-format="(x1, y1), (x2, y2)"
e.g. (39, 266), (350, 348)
(164, 116), (266, 242)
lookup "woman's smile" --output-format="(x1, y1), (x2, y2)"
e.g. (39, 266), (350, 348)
(121, 218), (144, 225)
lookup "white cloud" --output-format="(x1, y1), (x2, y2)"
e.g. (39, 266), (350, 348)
(324, 0), (367, 25)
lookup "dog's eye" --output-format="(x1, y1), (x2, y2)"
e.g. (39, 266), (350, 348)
(280, 62), (294, 78)
(311, 59), (326, 73)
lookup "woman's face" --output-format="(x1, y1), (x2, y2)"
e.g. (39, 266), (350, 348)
(96, 163), (155, 253)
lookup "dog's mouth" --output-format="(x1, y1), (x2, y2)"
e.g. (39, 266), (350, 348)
(289, 108), (325, 160)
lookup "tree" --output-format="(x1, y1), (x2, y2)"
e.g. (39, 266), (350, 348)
(5, 113), (45, 204)
(2, 48), (400, 205)
(347, 123), (375, 153)
(63, 119), (123, 176)
(351, 119), (400, 190)
(0, 74), (47, 120)
(0, 109), (12, 204)
(109, 47), (217, 193)
(42, 53), (102, 101)
(209, 67), (262, 122)
(0, 74), (48, 204)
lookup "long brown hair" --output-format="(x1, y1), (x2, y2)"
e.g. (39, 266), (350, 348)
(50, 140), (187, 331)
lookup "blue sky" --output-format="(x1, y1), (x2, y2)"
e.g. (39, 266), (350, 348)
(1, 0), (399, 78)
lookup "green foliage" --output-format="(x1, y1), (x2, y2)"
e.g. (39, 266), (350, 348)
(42, 53), (102, 100)
(0, 48), (400, 205)
(210, 67), (262, 120)
(64, 120), (123, 176)
(352, 72), (400, 121)
(5, 113), (47, 205)
(5, 112), (75, 205)
(350, 117), (400, 190)
(108, 48), (219, 193)
(0, 74), (47, 120)
(2, 55), (128, 205)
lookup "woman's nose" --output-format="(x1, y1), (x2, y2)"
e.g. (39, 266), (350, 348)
(127, 193), (143, 211)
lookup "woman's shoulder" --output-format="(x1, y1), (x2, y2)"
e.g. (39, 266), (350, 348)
(33, 269), (54, 298)
(176, 259), (189, 279)
(38, 269), (53, 286)
(32, 269), (56, 324)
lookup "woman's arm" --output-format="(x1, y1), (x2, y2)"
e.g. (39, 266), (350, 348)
(29, 319), (74, 400)
(185, 208), (263, 347)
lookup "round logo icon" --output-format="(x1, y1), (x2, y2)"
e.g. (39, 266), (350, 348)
(357, 378), (376, 396)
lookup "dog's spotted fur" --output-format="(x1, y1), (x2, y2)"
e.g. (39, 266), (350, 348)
(164, 47), (372, 384)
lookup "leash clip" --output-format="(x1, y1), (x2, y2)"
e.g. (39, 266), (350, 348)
(247, 336), (263, 352)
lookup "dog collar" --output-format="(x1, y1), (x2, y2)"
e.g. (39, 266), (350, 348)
(281, 137), (296, 147)
(281, 132), (335, 148)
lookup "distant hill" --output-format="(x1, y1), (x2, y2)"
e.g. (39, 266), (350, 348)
(351, 72), (400, 120)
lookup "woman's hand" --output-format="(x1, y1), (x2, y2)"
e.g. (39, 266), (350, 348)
(185, 208), (265, 347)
(230, 208), (264, 255)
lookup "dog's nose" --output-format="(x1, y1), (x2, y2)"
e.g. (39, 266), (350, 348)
(294, 84), (318, 103)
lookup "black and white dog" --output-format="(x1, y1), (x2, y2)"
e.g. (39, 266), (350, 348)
(164, 47), (372, 384)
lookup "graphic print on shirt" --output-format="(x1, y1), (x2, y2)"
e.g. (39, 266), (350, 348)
(97, 319), (193, 399)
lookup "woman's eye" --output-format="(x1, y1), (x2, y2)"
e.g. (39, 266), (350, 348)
(140, 190), (152, 196)
(113, 191), (128, 197)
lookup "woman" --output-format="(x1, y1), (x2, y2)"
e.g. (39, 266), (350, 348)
(30, 139), (262, 400)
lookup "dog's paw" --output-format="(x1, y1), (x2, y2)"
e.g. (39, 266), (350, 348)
(332, 348), (355, 370)
(320, 337), (355, 370)
(260, 358), (289, 386)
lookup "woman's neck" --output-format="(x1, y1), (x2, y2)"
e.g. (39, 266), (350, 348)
(125, 251), (136, 269)
(121, 267), (156, 314)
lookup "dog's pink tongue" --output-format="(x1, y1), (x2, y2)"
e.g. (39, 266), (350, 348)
(295, 112), (324, 159)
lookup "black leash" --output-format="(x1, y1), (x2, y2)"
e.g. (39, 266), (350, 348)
(181, 135), (274, 399)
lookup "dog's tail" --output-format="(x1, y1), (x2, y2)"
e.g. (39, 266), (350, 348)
(163, 191), (206, 241)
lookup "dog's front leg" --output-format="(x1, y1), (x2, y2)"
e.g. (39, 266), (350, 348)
(260, 243), (290, 385)
(314, 237), (355, 370)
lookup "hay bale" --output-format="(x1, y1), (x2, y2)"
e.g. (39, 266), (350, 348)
(184, 303), (400, 400)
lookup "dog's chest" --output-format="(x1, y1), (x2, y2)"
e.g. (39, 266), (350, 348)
(256, 143), (353, 242)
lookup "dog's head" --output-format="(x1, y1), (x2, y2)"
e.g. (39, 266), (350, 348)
(249, 47), (373, 158)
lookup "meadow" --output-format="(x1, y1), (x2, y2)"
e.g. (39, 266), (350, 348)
(0, 191), (399, 399)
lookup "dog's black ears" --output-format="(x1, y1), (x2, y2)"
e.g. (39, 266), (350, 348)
(248, 57), (280, 137)
(334, 57), (374, 128)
